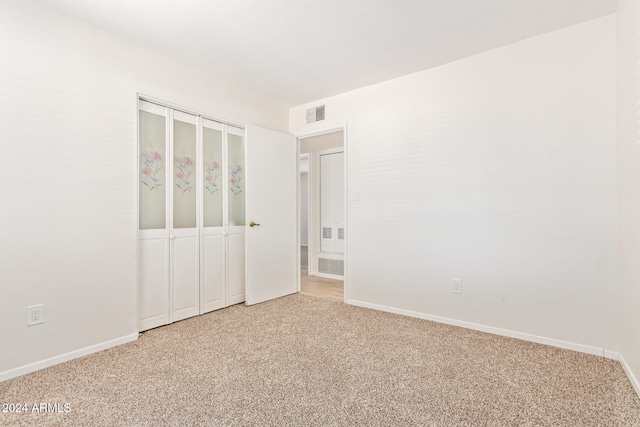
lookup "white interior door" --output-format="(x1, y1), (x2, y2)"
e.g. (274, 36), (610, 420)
(245, 125), (297, 305)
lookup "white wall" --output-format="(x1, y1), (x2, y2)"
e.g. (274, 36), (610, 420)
(291, 16), (618, 354)
(0, 0), (288, 380)
(616, 0), (640, 394)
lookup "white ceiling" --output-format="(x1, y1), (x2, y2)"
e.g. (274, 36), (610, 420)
(34, 0), (619, 107)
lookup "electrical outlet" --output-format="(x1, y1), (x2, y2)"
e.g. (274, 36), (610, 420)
(27, 304), (43, 326)
(452, 279), (462, 294)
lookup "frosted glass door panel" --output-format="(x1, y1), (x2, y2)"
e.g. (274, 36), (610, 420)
(139, 110), (166, 230)
(320, 151), (344, 253)
(173, 117), (197, 229)
(228, 130), (245, 226)
(203, 126), (223, 227)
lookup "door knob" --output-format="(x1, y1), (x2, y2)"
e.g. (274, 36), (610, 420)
(249, 221), (260, 227)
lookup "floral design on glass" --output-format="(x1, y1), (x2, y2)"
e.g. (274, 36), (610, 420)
(140, 150), (163, 192)
(175, 155), (194, 193)
(204, 160), (220, 195)
(229, 163), (243, 196)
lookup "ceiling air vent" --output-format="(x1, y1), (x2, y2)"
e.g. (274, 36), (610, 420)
(306, 105), (326, 124)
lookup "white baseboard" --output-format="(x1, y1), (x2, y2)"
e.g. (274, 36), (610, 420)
(313, 272), (344, 281)
(603, 349), (620, 360)
(0, 333), (139, 383)
(620, 354), (640, 399)
(346, 299), (615, 358)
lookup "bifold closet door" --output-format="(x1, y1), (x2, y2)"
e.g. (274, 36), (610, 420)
(171, 111), (199, 322)
(138, 102), (170, 331)
(139, 101), (248, 331)
(201, 119), (225, 313)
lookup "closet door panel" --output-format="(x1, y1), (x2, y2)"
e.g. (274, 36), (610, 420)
(227, 230), (245, 305)
(201, 119), (225, 313)
(227, 126), (246, 305)
(171, 232), (199, 322)
(202, 231), (225, 313)
(139, 234), (169, 331)
(171, 111), (199, 322)
(138, 101), (169, 332)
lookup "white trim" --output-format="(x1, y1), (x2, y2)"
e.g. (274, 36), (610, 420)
(317, 147), (344, 156)
(603, 349), (619, 360)
(168, 108), (176, 322)
(313, 272), (344, 281)
(0, 334), (139, 383)
(347, 299), (613, 358)
(135, 94), (141, 331)
(620, 354), (640, 399)
(296, 123), (348, 140)
(298, 152), (311, 292)
(198, 115), (204, 314)
(342, 124), (348, 304)
(138, 93), (245, 129)
(296, 143), (301, 293)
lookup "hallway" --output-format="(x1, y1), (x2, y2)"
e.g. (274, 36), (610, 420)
(300, 246), (343, 302)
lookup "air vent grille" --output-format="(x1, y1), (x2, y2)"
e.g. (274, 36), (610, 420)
(318, 258), (344, 276)
(306, 105), (326, 124)
(338, 228), (344, 240)
(322, 227), (332, 239)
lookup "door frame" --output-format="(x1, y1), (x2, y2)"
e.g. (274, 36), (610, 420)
(296, 124), (348, 302)
(299, 152), (310, 278)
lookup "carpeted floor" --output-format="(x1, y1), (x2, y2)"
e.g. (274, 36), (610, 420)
(1, 294), (640, 426)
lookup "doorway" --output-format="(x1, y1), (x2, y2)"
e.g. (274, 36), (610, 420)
(298, 130), (345, 302)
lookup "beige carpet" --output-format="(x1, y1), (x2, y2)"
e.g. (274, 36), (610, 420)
(1, 294), (639, 426)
